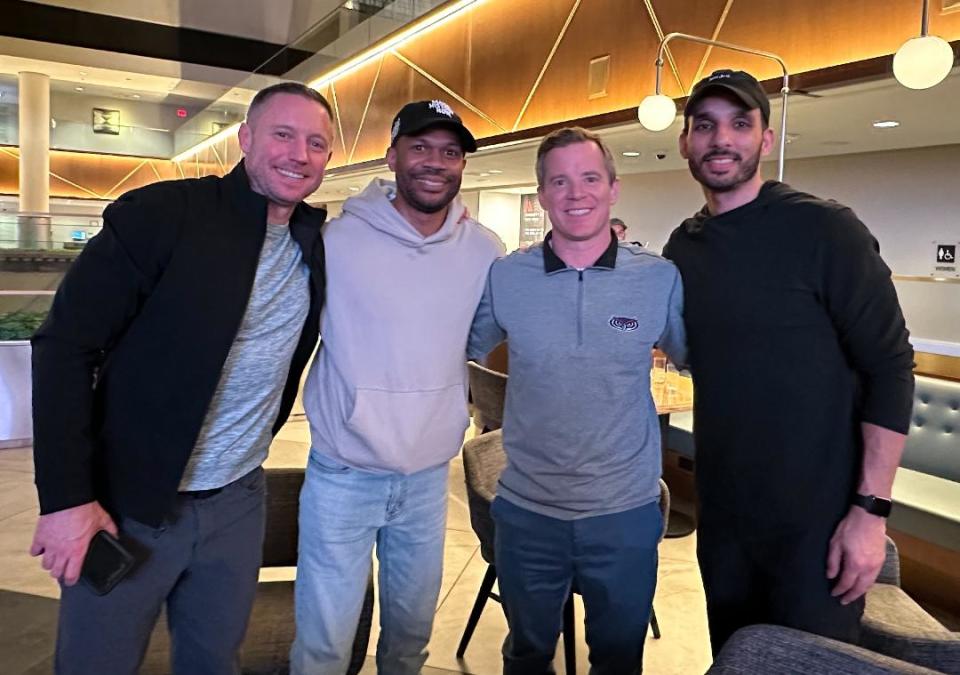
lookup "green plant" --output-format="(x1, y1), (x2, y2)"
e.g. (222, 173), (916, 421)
(0, 311), (47, 341)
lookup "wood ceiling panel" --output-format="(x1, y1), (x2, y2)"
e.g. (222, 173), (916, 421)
(328, 56), (385, 165)
(712, 0), (960, 80)
(465, 0), (581, 133)
(516, 0), (659, 130)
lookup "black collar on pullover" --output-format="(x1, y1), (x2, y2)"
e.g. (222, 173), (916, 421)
(542, 229), (619, 273)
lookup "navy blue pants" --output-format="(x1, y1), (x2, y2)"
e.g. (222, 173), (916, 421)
(492, 497), (662, 675)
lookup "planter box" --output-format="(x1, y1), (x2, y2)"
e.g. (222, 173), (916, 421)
(0, 340), (32, 448)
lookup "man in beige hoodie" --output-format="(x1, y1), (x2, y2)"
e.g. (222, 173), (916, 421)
(291, 101), (504, 675)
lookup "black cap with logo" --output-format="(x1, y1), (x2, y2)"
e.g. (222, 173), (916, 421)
(390, 100), (478, 153)
(684, 69), (770, 125)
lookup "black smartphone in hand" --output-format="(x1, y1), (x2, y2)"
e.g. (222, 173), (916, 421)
(80, 530), (135, 595)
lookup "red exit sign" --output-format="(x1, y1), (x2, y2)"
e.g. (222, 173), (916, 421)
(176, 108), (188, 118)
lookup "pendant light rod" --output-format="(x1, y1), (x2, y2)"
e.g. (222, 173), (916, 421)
(651, 32), (790, 181)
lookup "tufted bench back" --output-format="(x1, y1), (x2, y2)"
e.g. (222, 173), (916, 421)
(903, 375), (960, 483)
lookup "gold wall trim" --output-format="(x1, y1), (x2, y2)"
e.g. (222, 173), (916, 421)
(49, 171), (103, 199)
(210, 143), (226, 174)
(348, 55), (386, 165)
(330, 83), (349, 160)
(643, 0), (685, 93)
(512, 0), (583, 132)
(390, 50), (507, 132)
(148, 161), (163, 182)
(914, 352), (960, 381)
(692, 0), (737, 90)
(103, 159), (148, 199)
(894, 275), (960, 284)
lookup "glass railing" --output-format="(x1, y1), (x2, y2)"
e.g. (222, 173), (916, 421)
(1, 113), (186, 159)
(173, 0), (447, 156)
(49, 118), (176, 158)
(1, 1), (448, 161)
(0, 212), (103, 251)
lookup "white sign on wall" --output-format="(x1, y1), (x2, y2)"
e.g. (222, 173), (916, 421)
(932, 241), (959, 278)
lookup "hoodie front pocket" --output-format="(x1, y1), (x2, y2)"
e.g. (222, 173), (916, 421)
(345, 384), (469, 472)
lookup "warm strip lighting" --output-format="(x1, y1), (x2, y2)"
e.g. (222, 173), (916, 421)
(308, 0), (484, 90)
(171, 122), (240, 164)
(173, 0), (483, 164)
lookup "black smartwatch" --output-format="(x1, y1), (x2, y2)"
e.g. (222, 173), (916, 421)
(853, 494), (893, 518)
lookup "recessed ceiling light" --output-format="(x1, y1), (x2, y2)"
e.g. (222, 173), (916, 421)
(79, 71), (87, 77)
(479, 172), (490, 177)
(348, 186), (360, 192)
(131, 94), (141, 99)
(74, 86), (84, 92)
(488, 169), (503, 174)
(872, 120), (900, 129)
(622, 151), (641, 157)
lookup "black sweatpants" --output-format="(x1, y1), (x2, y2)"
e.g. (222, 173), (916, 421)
(697, 512), (864, 656)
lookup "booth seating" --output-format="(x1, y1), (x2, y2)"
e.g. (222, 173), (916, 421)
(889, 375), (960, 555)
(860, 537), (960, 672)
(667, 374), (960, 552)
(709, 537), (960, 674)
(708, 624), (943, 674)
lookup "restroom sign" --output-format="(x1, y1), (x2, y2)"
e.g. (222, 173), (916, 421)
(932, 241), (958, 277)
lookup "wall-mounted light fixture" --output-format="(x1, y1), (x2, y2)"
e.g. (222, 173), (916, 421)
(893, 0), (955, 90)
(636, 33), (790, 181)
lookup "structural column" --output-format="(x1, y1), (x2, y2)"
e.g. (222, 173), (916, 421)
(18, 72), (51, 249)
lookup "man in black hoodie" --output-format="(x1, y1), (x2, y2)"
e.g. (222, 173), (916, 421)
(663, 70), (914, 654)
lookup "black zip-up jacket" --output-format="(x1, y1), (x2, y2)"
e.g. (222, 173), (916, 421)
(663, 181), (914, 528)
(31, 161), (326, 527)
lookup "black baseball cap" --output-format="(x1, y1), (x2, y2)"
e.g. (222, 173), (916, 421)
(390, 100), (478, 152)
(684, 69), (770, 126)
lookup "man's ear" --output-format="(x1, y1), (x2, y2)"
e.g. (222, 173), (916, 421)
(760, 126), (775, 157)
(609, 177), (621, 206)
(386, 146), (397, 172)
(678, 131), (689, 160)
(238, 122), (252, 155)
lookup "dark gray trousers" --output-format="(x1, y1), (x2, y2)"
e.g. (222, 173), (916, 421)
(55, 467), (266, 675)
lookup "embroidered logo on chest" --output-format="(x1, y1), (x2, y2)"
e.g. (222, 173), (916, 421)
(609, 316), (639, 332)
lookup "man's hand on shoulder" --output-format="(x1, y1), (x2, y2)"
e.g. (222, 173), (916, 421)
(826, 506), (887, 604)
(29, 501), (118, 586)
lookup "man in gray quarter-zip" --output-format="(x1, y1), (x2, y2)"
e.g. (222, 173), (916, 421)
(469, 127), (686, 674)
(30, 82), (333, 674)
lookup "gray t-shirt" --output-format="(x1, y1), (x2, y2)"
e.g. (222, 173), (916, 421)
(179, 223), (310, 490)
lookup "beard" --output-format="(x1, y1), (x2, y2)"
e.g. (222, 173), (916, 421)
(395, 168), (461, 214)
(688, 146), (762, 193)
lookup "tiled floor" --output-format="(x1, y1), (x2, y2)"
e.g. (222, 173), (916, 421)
(0, 418), (712, 674)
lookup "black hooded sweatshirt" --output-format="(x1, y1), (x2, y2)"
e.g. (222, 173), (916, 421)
(663, 181), (914, 530)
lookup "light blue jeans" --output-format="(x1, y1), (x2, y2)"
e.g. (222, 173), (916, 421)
(291, 449), (449, 675)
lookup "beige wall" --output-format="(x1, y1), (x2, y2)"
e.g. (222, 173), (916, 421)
(612, 144), (960, 345)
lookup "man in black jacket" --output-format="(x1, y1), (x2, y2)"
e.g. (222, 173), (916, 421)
(29, 82), (334, 673)
(663, 70), (914, 654)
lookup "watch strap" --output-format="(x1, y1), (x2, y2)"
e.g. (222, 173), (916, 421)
(853, 493), (892, 518)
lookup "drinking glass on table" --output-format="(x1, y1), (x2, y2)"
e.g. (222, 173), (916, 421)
(665, 364), (680, 402)
(652, 356), (667, 385)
